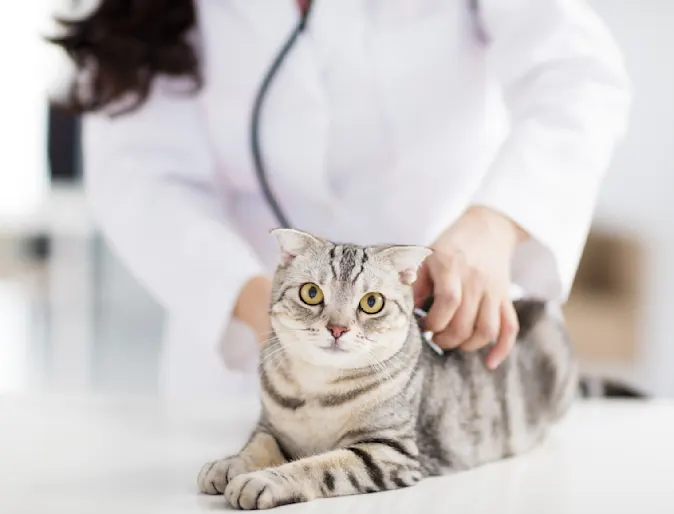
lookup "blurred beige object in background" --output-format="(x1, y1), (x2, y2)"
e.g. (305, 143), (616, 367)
(565, 230), (643, 364)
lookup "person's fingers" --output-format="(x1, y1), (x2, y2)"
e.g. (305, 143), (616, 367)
(433, 270), (482, 349)
(413, 263), (433, 308)
(423, 265), (462, 334)
(485, 301), (519, 370)
(459, 293), (500, 352)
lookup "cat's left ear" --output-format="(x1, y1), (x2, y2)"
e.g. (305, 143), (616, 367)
(374, 245), (433, 285)
(270, 228), (328, 266)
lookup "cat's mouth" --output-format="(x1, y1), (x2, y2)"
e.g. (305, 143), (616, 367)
(319, 344), (349, 354)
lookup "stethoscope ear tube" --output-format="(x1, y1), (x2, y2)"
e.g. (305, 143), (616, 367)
(250, 1), (315, 230)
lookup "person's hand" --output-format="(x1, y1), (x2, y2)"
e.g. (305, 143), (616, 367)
(233, 275), (273, 346)
(413, 206), (528, 370)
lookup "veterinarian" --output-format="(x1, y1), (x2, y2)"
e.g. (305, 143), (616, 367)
(52, 0), (630, 401)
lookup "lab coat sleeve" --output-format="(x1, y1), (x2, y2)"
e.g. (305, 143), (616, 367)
(82, 78), (265, 368)
(470, 0), (631, 300)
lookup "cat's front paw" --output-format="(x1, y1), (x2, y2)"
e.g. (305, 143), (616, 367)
(225, 470), (305, 510)
(197, 456), (253, 495)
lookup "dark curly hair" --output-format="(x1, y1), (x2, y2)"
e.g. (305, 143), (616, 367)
(49, 0), (201, 114)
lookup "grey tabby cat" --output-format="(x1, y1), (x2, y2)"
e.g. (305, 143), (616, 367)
(198, 229), (578, 510)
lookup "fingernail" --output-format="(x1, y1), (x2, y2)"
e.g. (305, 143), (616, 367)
(486, 357), (499, 370)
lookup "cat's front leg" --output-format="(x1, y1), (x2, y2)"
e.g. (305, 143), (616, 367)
(198, 428), (287, 495)
(225, 439), (422, 510)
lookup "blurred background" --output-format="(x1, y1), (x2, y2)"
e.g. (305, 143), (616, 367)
(1, 0), (672, 398)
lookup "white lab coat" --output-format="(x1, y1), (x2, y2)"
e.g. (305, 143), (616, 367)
(82, 0), (630, 403)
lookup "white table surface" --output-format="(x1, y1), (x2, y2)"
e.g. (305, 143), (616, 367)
(1, 394), (673, 514)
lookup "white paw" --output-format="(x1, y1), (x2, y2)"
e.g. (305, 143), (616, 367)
(225, 470), (305, 510)
(394, 466), (423, 487)
(197, 456), (253, 495)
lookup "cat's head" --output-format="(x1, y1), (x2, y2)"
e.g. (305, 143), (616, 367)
(269, 229), (431, 370)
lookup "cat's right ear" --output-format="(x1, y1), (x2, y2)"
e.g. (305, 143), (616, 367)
(372, 245), (433, 285)
(270, 228), (326, 266)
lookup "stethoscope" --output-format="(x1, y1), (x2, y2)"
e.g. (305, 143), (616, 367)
(249, 0), (439, 325)
(250, 0), (315, 230)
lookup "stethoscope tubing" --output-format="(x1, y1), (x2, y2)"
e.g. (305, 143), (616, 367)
(250, 1), (315, 230)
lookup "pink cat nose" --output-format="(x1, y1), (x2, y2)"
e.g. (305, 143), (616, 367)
(326, 325), (349, 339)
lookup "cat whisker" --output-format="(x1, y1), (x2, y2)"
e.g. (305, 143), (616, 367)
(259, 337), (282, 349)
(366, 349), (410, 388)
(355, 345), (394, 385)
(259, 341), (288, 368)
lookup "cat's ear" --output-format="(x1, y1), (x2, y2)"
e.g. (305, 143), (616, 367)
(270, 228), (327, 266)
(374, 245), (433, 285)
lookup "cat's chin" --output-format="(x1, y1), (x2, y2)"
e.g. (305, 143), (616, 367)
(297, 347), (370, 370)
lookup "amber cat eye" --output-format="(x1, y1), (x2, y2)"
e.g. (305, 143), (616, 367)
(359, 292), (385, 314)
(299, 283), (324, 306)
